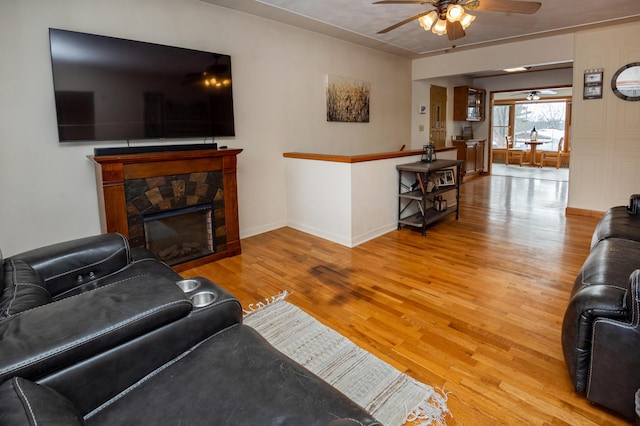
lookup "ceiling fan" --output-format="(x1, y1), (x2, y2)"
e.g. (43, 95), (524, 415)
(374, 0), (542, 41)
(503, 89), (557, 100)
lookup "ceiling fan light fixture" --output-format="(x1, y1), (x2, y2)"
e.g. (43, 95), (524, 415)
(446, 4), (464, 22)
(460, 13), (476, 30)
(419, 10), (438, 30)
(504, 67), (529, 73)
(432, 18), (448, 36)
(527, 91), (541, 101)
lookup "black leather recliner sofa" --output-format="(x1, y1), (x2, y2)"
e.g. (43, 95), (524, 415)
(562, 205), (640, 420)
(0, 233), (380, 425)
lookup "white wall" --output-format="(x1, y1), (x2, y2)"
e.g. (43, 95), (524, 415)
(285, 159), (353, 246)
(285, 149), (458, 248)
(569, 21), (640, 211)
(0, 0), (411, 256)
(412, 34), (575, 81)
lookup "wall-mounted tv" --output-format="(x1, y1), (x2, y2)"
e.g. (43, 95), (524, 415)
(49, 28), (235, 143)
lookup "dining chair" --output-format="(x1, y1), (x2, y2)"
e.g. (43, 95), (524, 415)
(505, 135), (525, 166)
(540, 137), (570, 168)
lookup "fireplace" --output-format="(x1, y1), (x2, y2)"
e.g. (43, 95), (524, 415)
(143, 203), (214, 266)
(123, 170), (226, 258)
(92, 148), (242, 271)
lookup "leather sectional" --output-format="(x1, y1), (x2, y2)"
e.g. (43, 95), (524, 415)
(562, 205), (640, 420)
(0, 233), (380, 425)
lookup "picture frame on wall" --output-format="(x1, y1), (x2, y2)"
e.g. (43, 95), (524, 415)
(326, 75), (370, 123)
(584, 85), (603, 100)
(584, 71), (603, 85)
(583, 68), (604, 100)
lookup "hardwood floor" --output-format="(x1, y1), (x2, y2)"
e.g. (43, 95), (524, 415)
(183, 173), (630, 425)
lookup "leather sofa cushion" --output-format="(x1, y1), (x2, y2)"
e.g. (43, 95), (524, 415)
(569, 237), (640, 301)
(84, 324), (380, 426)
(591, 206), (640, 249)
(0, 273), (192, 383)
(1, 259), (51, 318)
(39, 279), (243, 416)
(0, 377), (84, 425)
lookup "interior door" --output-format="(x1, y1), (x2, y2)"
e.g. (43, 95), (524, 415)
(430, 85), (447, 149)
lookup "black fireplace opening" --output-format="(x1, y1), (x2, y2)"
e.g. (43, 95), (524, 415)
(143, 203), (214, 266)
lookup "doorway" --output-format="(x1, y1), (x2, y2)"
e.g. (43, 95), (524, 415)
(430, 85), (447, 148)
(489, 87), (571, 180)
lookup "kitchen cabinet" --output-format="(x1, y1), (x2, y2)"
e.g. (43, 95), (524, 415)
(453, 139), (485, 178)
(454, 86), (485, 121)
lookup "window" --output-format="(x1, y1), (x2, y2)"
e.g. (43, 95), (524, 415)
(513, 102), (566, 151)
(492, 105), (512, 148)
(492, 100), (568, 152)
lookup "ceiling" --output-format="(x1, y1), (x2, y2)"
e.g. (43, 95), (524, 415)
(493, 87), (573, 100)
(202, 0), (640, 60)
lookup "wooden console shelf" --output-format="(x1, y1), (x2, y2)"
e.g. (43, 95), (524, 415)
(92, 148), (242, 271)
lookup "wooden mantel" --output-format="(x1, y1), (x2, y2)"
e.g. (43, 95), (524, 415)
(91, 148), (242, 271)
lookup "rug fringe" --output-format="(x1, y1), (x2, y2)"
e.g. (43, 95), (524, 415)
(404, 387), (451, 426)
(242, 290), (289, 316)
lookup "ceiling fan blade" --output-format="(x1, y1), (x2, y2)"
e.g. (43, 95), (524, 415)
(467, 0), (541, 14)
(446, 20), (466, 41)
(377, 11), (431, 34)
(373, 1), (435, 4)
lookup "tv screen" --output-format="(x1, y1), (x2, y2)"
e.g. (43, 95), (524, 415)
(49, 28), (235, 142)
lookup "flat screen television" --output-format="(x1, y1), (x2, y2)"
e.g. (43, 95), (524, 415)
(49, 28), (235, 143)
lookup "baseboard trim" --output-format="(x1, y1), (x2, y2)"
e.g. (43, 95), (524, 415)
(566, 207), (605, 218)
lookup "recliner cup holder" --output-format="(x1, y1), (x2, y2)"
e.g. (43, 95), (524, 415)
(175, 277), (219, 308)
(190, 291), (217, 308)
(176, 279), (200, 292)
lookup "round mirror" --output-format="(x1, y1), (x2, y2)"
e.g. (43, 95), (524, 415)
(611, 62), (640, 101)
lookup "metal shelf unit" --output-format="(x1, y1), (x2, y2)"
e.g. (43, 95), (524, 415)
(396, 159), (463, 236)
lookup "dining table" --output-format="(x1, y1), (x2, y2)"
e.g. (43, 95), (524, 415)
(524, 141), (545, 167)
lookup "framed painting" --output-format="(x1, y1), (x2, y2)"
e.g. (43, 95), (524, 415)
(326, 75), (370, 122)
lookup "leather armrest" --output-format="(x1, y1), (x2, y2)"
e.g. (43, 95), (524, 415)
(0, 273), (192, 383)
(562, 284), (628, 392)
(10, 233), (132, 297)
(0, 377), (84, 425)
(587, 270), (640, 420)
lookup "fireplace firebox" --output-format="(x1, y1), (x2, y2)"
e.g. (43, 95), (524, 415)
(143, 203), (214, 266)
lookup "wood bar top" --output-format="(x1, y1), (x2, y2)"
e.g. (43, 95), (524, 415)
(283, 147), (456, 164)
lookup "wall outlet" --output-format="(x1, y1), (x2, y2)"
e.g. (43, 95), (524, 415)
(418, 125), (425, 132)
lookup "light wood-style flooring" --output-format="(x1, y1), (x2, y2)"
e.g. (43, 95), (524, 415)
(183, 173), (630, 425)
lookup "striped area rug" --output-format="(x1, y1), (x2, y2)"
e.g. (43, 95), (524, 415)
(243, 295), (450, 426)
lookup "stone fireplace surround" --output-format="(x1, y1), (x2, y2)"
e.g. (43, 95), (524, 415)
(92, 147), (242, 271)
(124, 171), (225, 253)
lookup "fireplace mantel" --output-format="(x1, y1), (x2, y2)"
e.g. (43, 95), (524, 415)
(91, 148), (242, 271)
